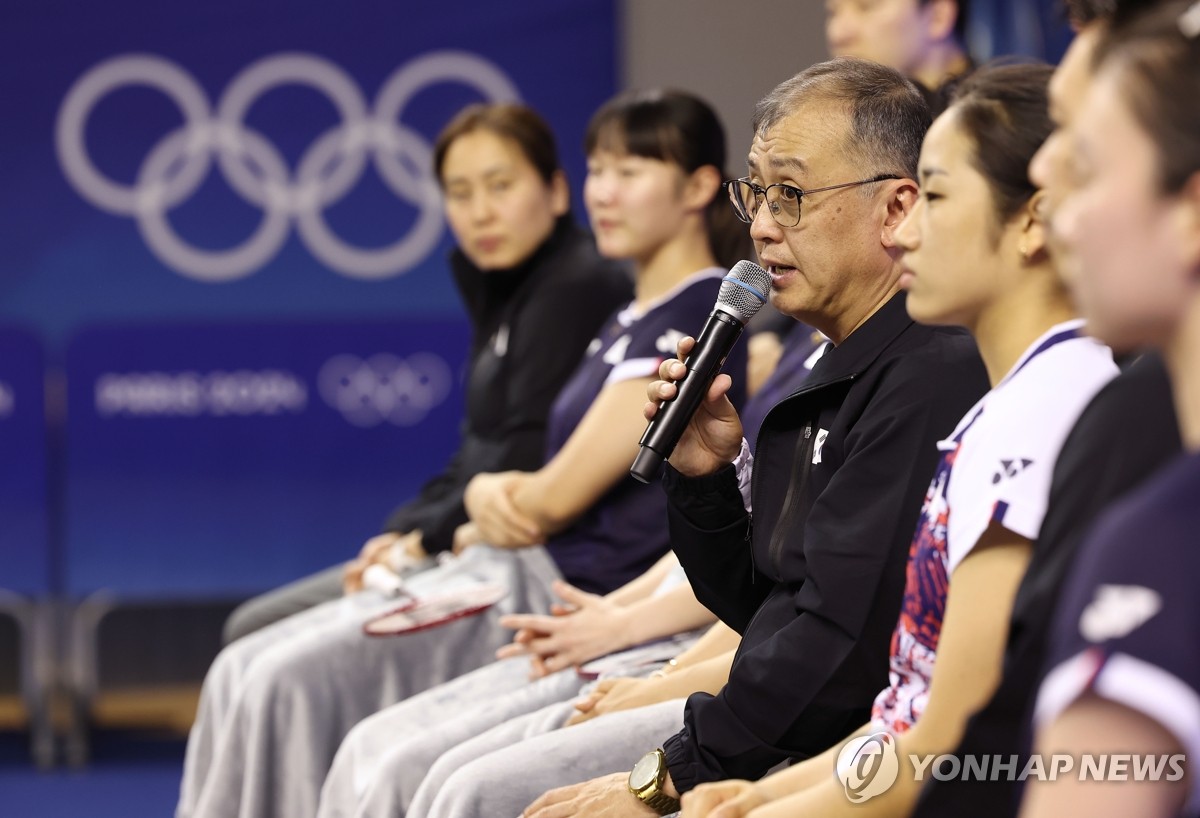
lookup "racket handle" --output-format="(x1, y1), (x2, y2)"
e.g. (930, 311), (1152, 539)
(363, 564), (408, 598)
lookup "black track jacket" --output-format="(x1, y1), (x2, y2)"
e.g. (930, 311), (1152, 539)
(661, 292), (989, 791)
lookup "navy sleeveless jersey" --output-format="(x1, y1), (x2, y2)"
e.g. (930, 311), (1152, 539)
(1037, 450), (1200, 815)
(542, 268), (747, 593)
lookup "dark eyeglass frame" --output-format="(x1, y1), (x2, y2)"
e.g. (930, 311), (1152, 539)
(723, 174), (902, 227)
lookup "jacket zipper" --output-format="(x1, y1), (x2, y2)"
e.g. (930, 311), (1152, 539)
(760, 372), (858, 577)
(745, 517), (755, 584)
(768, 422), (815, 574)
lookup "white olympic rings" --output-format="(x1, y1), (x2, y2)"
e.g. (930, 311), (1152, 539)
(56, 51), (521, 282)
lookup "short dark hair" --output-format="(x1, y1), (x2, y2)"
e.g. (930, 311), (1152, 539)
(585, 89), (752, 269)
(1063, 0), (1118, 27)
(585, 89), (726, 177)
(949, 62), (1055, 234)
(753, 57), (932, 181)
(433, 103), (560, 186)
(1095, 0), (1200, 193)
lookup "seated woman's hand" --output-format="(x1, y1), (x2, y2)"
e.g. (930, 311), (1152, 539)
(564, 676), (661, 727)
(342, 530), (424, 594)
(680, 780), (769, 818)
(451, 521), (485, 555)
(496, 581), (631, 676)
(463, 471), (543, 548)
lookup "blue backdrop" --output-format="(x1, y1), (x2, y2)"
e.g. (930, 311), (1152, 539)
(63, 319), (471, 598)
(0, 0), (617, 598)
(0, 328), (50, 596)
(969, 0), (1075, 65)
(2, 0), (617, 345)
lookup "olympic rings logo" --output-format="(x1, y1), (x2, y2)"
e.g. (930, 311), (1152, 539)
(318, 353), (453, 428)
(56, 51), (521, 283)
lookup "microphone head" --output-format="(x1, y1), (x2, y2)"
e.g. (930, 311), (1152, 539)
(716, 260), (772, 323)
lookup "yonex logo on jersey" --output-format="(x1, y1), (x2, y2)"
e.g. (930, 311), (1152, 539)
(603, 336), (632, 366)
(1079, 584), (1162, 643)
(992, 457), (1034, 484)
(655, 329), (687, 356)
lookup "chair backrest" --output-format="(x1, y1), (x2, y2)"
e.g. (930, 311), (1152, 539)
(62, 318), (469, 599)
(0, 327), (51, 597)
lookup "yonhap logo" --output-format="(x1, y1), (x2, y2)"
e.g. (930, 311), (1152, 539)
(318, 353), (451, 428)
(836, 731), (900, 803)
(56, 51), (520, 282)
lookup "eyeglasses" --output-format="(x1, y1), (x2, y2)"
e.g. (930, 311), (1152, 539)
(723, 174), (901, 227)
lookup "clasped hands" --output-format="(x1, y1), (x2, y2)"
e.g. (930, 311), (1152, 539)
(497, 579), (631, 680)
(463, 470), (545, 548)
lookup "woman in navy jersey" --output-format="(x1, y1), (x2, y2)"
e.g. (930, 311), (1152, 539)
(182, 90), (751, 818)
(1026, 4), (1200, 816)
(679, 63), (1117, 818)
(458, 88), (751, 595)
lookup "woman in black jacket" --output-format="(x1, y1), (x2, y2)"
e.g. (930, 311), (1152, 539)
(222, 103), (631, 643)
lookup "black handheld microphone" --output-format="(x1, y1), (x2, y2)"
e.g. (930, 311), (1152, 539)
(630, 260), (772, 483)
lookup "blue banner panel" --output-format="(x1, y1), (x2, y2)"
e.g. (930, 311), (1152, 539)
(1, 0), (616, 347)
(0, 328), (50, 596)
(64, 320), (470, 598)
(967, 0), (1073, 63)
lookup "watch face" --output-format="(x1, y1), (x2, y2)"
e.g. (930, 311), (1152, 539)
(629, 751), (660, 790)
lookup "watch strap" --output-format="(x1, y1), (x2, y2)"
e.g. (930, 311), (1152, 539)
(642, 789), (681, 815)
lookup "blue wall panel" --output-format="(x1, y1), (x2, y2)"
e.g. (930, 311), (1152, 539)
(1, 0), (617, 347)
(0, 328), (50, 596)
(64, 320), (470, 598)
(0, 0), (617, 598)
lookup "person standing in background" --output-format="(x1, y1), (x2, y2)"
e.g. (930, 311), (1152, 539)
(825, 0), (973, 114)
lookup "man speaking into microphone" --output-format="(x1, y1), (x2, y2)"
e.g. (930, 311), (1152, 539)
(522, 58), (988, 817)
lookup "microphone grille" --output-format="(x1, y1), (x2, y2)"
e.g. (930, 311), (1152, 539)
(717, 260), (772, 323)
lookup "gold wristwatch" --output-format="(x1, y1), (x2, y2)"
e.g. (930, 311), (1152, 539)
(629, 748), (681, 815)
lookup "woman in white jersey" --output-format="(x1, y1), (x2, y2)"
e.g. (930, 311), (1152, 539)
(680, 63), (1118, 818)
